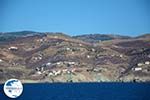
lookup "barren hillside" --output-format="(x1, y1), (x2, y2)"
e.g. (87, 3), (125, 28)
(0, 32), (150, 83)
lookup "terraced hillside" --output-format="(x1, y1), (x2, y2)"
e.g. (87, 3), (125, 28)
(0, 32), (150, 83)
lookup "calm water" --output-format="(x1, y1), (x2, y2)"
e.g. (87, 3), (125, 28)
(0, 83), (150, 100)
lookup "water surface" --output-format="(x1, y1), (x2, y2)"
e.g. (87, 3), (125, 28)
(0, 82), (149, 100)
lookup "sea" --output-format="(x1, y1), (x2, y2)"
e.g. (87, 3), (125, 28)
(0, 82), (150, 100)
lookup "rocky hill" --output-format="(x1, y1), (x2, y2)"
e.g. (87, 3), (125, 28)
(73, 34), (131, 43)
(0, 31), (150, 83)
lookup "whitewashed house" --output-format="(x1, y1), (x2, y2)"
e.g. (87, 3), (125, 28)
(134, 67), (142, 71)
(145, 61), (150, 65)
(8, 46), (18, 50)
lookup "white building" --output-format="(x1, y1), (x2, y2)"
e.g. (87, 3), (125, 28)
(145, 61), (150, 65)
(46, 62), (51, 66)
(120, 54), (123, 58)
(137, 63), (143, 67)
(87, 55), (90, 58)
(8, 46), (18, 50)
(0, 59), (3, 62)
(134, 67), (142, 71)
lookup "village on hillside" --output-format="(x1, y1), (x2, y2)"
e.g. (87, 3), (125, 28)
(0, 32), (150, 83)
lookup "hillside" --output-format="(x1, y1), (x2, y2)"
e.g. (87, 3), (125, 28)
(73, 34), (131, 43)
(0, 31), (150, 83)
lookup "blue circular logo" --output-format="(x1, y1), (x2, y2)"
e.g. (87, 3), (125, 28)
(3, 79), (23, 98)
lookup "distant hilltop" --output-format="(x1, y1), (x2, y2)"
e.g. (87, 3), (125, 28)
(0, 31), (150, 43)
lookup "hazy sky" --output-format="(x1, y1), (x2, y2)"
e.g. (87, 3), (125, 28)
(0, 0), (150, 36)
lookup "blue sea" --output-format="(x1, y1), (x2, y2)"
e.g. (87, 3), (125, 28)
(0, 83), (150, 100)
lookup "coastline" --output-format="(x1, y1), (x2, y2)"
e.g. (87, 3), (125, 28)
(1, 80), (150, 84)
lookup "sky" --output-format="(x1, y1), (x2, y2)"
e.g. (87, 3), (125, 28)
(0, 0), (150, 36)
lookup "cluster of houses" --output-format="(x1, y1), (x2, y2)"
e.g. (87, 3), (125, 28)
(111, 54), (123, 58)
(34, 60), (80, 77)
(132, 61), (150, 71)
(32, 56), (42, 62)
(30, 53), (44, 62)
(45, 61), (78, 67)
(35, 60), (105, 78)
(47, 68), (76, 76)
(35, 66), (77, 77)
